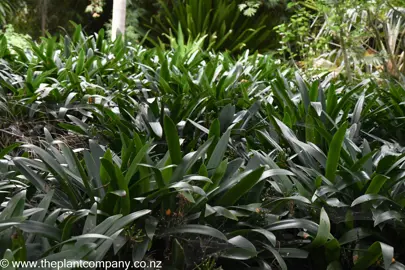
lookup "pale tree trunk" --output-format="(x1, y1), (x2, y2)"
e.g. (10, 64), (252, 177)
(112, 0), (126, 41)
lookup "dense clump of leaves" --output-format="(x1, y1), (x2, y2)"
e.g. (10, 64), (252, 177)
(137, 0), (284, 53)
(1, 26), (405, 269)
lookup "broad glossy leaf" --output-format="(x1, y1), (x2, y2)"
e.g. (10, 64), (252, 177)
(219, 104), (235, 132)
(106, 210), (151, 236)
(170, 137), (214, 183)
(145, 216), (158, 240)
(30, 190), (54, 222)
(82, 203), (98, 235)
(132, 238), (150, 262)
(100, 158), (130, 215)
(325, 122), (348, 183)
(338, 228), (371, 245)
(164, 115), (182, 165)
(262, 243), (287, 270)
(0, 191), (26, 221)
(228, 235), (257, 254)
(204, 159), (228, 192)
(353, 242), (394, 270)
(164, 224), (227, 241)
(0, 143), (21, 159)
(307, 208), (332, 248)
(295, 71), (310, 113)
(374, 210), (405, 227)
(228, 228), (276, 246)
(207, 128), (231, 170)
(125, 143), (150, 184)
(366, 174), (389, 194)
(351, 194), (392, 207)
(3, 249), (15, 270)
(13, 158), (47, 192)
(41, 243), (96, 262)
(212, 206), (238, 220)
(327, 261), (343, 270)
(267, 219), (332, 239)
(217, 167), (264, 206)
(17, 220), (61, 241)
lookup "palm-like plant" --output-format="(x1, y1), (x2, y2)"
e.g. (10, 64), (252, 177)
(137, 0), (282, 53)
(0, 1), (14, 25)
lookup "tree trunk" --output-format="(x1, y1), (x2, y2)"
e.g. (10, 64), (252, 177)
(112, 0), (126, 41)
(41, 0), (48, 36)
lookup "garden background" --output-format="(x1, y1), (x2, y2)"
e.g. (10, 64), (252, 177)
(1, 0), (405, 269)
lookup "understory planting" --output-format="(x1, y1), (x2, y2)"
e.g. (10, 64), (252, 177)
(0, 26), (405, 269)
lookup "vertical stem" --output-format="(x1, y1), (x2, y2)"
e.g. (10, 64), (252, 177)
(41, 0), (48, 36)
(340, 28), (352, 83)
(112, 0), (126, 41)
(335, 2), (352, 82)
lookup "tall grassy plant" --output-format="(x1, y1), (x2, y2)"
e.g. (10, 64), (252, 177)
(138, 0), (281, 53)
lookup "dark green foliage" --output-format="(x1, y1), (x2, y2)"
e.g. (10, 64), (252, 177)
(1, 26), (405, 269)
(137, 0), (285, 53)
